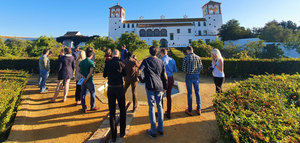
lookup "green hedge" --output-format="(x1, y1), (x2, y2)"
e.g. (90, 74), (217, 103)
(214, 74), (300, 142)
(170, 48), (300, 78)
(0, 70), (30, 142)
(0, 57), (105, 74)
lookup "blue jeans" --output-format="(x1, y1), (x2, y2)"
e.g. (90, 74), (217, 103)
(146, 88), (164, 134)
(39, 69), (49, 92)
(81, 80), (96, 110)
(185, 74), (201, 112)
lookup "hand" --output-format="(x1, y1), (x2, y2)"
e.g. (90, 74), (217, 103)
(82, 79), (87, 85)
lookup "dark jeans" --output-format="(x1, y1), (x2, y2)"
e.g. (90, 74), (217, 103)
(75, 81), (81, 102)
(81, 80), (96, 110)
(124, 80), (138, 109)
(162, 76), (174, 115)
(107, 86), (126, 141)
(213, 77), (224, 93)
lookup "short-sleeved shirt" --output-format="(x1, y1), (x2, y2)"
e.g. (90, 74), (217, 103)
(79, 58), (95, 82)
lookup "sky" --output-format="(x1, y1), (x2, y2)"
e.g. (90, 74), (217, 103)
(0, 0), (299, 37)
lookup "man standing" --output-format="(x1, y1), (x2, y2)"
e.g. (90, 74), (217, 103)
(182, 46), (203, 116)
(73, 46), (81, 60)
(160, 49), (177, 119)
(103, 49), (127, 142)
(79, 48), (99, 113)
(139, 46), (167, 138)
(123, 52), (140, 112)
(38, 49), (50, 93)
(120, 45), (127, 61)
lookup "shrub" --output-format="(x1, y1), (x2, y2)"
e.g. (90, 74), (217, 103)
(213, 74), (300, 142)
(0, 57), (105, 74)
(0, 70), (30, 142)
(170, 48), (300, 78)
(133, 48), (150, 61)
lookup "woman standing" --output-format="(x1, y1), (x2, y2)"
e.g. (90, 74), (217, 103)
(211, 49), (225, 93)
(50, 47), (75, 102)
(74, 50), (86, 105)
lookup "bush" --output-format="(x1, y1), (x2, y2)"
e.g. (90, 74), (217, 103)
(133, 48), (150, 61)
(0, 57), (105, 74)
(0, 70), (30, 141)
(213, 74), (300, 142)
(170, 48), (300, 78)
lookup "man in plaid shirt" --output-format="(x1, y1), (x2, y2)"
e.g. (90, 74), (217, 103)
(182, 46), (203, 116)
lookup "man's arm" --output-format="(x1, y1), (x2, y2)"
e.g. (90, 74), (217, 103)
(182, 56), (187, 72)
(103, 61), (108, 78)
(198, 58), (203, 71)
(44, 57), (50, 71)
(161, 64), (168, 91)
(83, 67), (94, 85)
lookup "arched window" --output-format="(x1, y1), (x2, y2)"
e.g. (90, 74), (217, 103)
(139, 29), (146, 37)
(127, 24), (130, 28)
(198, 30), (201, 36)
(204, 22), (207, 26)
(161, 29), (167, 37)
(132, 24), (135, 28)
(198, 22), (201, 26)
(146, 29), (153, 37)
(123, 24), (125, 28)
(154, 29), (160, 37)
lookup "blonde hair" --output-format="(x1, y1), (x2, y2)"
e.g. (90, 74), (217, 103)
(211, 49), (223, 61)
(112, 49), (120, 57)
(77, 50), (86, 62)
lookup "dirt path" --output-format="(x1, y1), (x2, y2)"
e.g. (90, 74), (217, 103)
(7, 73), (239, 143)
(7, 75), (109, 143)
(125, 73), (237, 143)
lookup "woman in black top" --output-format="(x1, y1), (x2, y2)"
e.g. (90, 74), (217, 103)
(50, 47), (75, 102)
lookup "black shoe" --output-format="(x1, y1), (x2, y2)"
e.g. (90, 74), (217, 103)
(157, 130), (164, 136)
(165, 113), (171, 119)
(146, 129), (156, 138)
(120, 132), (125, 138)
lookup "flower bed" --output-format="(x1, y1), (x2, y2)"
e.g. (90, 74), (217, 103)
(0, 70), (30, 141)
(214, 74), (299, 142)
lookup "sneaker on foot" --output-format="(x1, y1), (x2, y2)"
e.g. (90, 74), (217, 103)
(165, 113), (171, 119)
(185, 109), (193, 116)
(90, 107), (100, 111)
(157, 130), (164, 136)
(146, 129), (156, 138)
(82, 109), (87, 114)
(195, 109), (201, 115)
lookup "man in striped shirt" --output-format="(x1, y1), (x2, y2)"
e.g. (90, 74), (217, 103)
(182, 46), (203, 116)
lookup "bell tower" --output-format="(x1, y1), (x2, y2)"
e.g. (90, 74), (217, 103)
(109, 3), (126, 40)
(202, 1), (222, 35)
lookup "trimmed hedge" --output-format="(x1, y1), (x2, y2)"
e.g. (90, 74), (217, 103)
(0, 57), (105, 74)
(0, 70), (30, 141)
(213, 74), (300, 142)
(170, 48), (300, 78)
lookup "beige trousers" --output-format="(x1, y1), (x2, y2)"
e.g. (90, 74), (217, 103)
(53, 79), (71, 101)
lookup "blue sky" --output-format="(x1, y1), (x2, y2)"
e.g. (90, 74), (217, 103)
(0, 0), (299, 37)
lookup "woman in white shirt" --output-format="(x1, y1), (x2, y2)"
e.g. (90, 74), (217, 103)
(211, 49), (225, 93)
(74, 50), (86, 105)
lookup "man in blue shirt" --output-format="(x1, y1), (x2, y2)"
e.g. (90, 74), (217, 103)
(160, 49), (177, 119)
(121, 45), (128, 61)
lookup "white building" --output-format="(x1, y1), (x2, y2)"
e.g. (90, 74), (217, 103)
(108, 1), (223, 47)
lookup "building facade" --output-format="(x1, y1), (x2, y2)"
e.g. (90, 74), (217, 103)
(108, 1), (222, 47)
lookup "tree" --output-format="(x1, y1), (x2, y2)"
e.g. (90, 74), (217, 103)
(191, 41), (200, 48)
(85, 36), (116, 51)
(117, 33), (149, 52)
(27, 36), (60, 57)
(0, 38), (9, 56)
(207, 40), (224, 50)
(5, 38), (29, 57)
(222, 43), (240, 58)
(152, 40), (160, 47)
(260, 44), (284, 59)
(219, 19), (253, 41)
(243, 40), (266, 58)
(279, 20), (297, 31)
(284, 30), (300, 53)
(260, 20), (293, 42)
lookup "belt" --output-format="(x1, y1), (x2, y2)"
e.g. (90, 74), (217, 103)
(108, 85), (123, 88)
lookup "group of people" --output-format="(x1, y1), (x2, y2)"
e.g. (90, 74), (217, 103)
(38, 44), (225, 142)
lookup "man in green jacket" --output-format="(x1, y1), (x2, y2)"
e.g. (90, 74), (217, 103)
(38, 49), (50, 93)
